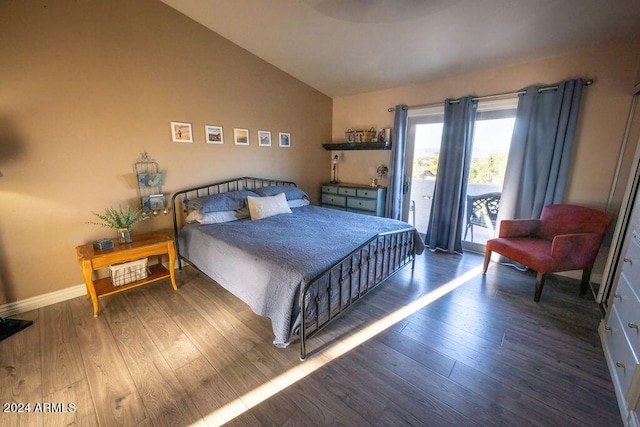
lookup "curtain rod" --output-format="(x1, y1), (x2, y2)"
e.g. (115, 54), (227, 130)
(387, 79), (594, 112)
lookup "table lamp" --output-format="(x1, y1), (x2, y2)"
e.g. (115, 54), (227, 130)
(330, 155), (340, 184)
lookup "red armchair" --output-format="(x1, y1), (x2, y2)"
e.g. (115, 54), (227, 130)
(482, 204), (613, 302)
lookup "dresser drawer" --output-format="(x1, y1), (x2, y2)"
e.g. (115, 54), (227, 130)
(356, 188), (379, 199)
(338, 187), (357, 196)
(613, 273), (640, 359)
(321, 185), (339, 194)
(321, 193), (347, 207)
(622, 233), (640, 295)
(347, 197), (377, 212)
(606, 306), (640, 394)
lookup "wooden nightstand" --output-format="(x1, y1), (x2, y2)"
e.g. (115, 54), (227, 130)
(76, 232), (177, 316)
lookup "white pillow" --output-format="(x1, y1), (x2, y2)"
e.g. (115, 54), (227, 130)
(247, 193), (292, 220)
(288, 198), (310, 208)
(187, 208), (249, 224)
(204, 208), (250, 224)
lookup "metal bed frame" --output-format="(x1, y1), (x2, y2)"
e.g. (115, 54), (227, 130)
(171, 177), (418, 360)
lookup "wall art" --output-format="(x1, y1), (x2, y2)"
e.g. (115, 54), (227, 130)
(171, 121), (193, 143)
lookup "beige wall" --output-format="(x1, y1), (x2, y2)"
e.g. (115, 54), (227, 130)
(332, 44), (640, 214)
(0, 0), (332, 303)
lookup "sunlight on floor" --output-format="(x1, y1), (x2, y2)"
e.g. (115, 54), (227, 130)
(197, 265), (484, 426)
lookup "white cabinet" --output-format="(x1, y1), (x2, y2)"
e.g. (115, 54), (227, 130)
(600, 79), (640, 427)
(601, 229), (640, 426)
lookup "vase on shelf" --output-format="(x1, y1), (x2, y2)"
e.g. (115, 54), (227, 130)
(117, 227), (133, 244)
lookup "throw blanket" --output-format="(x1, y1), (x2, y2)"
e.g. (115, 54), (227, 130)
(179, 205), (424, 346)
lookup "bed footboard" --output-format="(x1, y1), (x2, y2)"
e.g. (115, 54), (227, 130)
(299, 227), (417, 360)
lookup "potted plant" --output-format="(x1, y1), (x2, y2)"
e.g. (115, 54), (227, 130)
(88, 205), (148, 244)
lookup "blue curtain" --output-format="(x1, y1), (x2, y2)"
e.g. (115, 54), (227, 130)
(385, 105), (408, 220)
(499, 79), (584, 221)
(425, 96), (477, 253)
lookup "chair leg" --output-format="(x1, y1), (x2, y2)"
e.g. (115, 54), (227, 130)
(580, 268), (592, 295)
(482, 250), (492, 274)
(534, 272), (545, 302)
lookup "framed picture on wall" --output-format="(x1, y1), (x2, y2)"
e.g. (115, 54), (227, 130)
(137, 172), (165, 188)
(171, 121), (193, 143)
(234, 128), (249, 145)
(258, 130), (271, 147)
(205, 125), (224, 144)
(279, 132), (291, 147)
(141, 194), (165, 211)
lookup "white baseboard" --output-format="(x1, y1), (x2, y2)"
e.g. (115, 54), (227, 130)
(0, 284), (87, 318)
(0, 260), (184, 318)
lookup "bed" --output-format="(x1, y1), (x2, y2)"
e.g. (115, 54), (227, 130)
(171, 177), (424, 360)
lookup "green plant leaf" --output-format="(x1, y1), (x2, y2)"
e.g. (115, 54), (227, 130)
(87, 205), (148, 229)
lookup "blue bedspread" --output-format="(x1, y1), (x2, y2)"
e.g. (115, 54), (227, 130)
(179, 205), (424, 346)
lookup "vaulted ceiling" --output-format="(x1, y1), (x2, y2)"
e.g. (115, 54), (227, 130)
(160, 0), (640, 97)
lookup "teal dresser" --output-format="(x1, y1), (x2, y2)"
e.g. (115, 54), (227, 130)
(320, 183), (386, 217)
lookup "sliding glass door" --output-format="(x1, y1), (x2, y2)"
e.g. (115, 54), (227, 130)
(463, 100), (517, 252)
(403, 99), (517, 252)
(403, 107), (444, 235)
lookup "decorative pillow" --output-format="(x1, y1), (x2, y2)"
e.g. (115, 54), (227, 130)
(185, 210), (204, 223)
(252, 185), (308, 201)
(199, 208), (250, 224)
(185, 190), (258, 213)
(247, 193), (292, 220)
(288, 198), (310, 208)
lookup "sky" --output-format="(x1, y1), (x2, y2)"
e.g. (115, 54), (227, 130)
(414, 118), (515, 158)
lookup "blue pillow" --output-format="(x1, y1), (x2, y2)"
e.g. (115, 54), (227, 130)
(252, 185), (308, 201)
(185, 190), (258, 213)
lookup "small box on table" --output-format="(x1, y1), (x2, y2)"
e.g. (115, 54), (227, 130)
(93, 239), (114, 251)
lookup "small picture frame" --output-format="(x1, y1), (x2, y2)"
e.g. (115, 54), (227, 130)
(205, 125), (224, 144)
(171, 121), (193, 143)
(137, 172), (165, 188)
(141, 194), (165, 211)
(258, 130), (271, 147)
(279, 132), (291, 148)
(234, 128), (249, 145)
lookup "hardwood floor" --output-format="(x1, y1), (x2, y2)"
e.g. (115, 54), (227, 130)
(0, 250), (621, 426)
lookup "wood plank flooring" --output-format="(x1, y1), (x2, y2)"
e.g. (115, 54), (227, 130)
(0, 250), (621, 426)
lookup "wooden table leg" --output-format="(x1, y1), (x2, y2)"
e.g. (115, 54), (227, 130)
(80, 259), (100, 316)
(168, 241), (177, 291)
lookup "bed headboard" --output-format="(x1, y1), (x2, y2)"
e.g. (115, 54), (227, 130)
(170, 176), (297, 238)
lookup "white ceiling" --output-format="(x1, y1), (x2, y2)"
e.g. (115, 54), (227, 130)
(160, 0), (640, 98)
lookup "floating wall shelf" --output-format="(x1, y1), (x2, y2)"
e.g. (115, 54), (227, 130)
(322, 142), (391, 151)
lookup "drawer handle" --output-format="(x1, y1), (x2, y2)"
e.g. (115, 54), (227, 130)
(604, 325), (613, 334)
(624, 258), (633, 266)
(614, 293), (623, 301)
(616, 362), (626, 371)
(628, 322), (639, 331)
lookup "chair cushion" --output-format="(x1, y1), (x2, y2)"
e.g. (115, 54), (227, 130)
(538, 204), (612, 241)
(486, 237), (556, 272)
